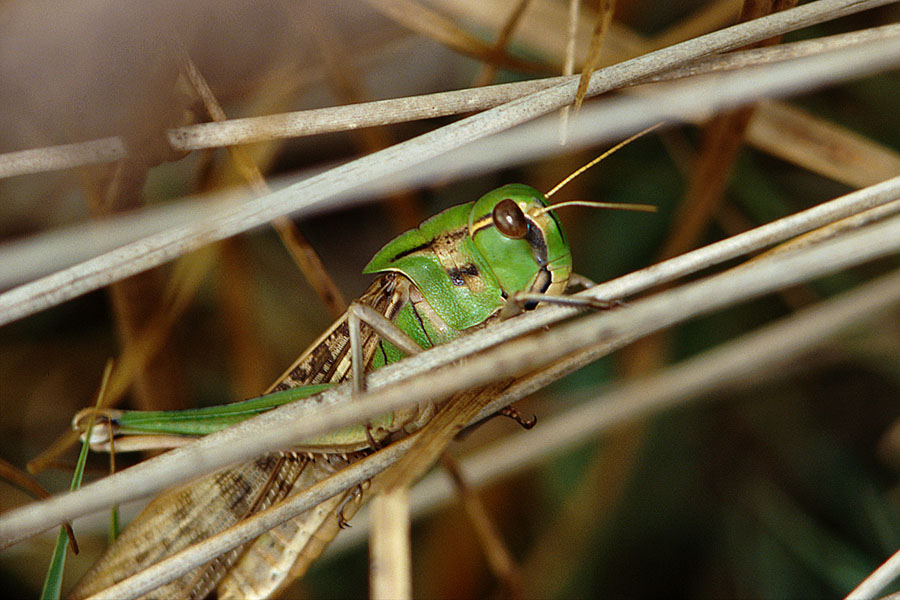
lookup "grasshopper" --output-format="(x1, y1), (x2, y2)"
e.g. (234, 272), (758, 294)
(67, 181), (652, 599)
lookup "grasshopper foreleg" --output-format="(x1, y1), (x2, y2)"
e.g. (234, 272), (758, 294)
(347, 302), (426, 455)
(501, 272), (620, 319)
(347, 302), (424, 395)
(566, 273), (597, 291)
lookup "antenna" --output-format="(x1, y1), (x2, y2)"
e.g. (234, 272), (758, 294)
(534, 199), (656, 216)
(545, 122), (664, 199)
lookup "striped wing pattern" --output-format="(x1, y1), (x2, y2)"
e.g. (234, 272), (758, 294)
(69, 274), (409, 599)
(216, 453), (366, 599)
(69, 454), (309, 599)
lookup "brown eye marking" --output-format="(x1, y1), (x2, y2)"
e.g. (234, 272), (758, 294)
(492, 198), (528, 239)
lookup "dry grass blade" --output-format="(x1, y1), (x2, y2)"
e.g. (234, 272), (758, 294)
(748, 100), (900, 188)
(657, 0), (797, 262)
(377, 383), (513, 494)
(25, 431), (83, 477)
(298, 0), (425, 231)
(7, 174), (900, 519)
(0, 458), (60, 512)
(80, 143), (191, 414)
(363, 0), (547, 74)
(556, 0), (580, 142)
(369, 489), (412, 600)
(2, 18), (898, 328)
(573, 0), (616, 111)
(366, 380), (518, 600)
(2, 1), (899, 596)
(42, 184), (900, 596)
(440, 454), (525, 598)
(564, 0), (581, 79)
(333, 264), (900, 560)
(747, 199), (900, 263)
(183, 55), (347, 317)
(431, 0), (643, 63)
(847, 548), (900, 599)
(0, 138), (126, 179)
(27, 245), (213, 472)
(640, 23), (900, 84)
(471, 0), (533, 87)
(61, 240), (900, 597)
(82, 437), (417, 600)
(6, 198), (900, 597)
(647, 0), (742, 50)
(0, 23), (895, 182)
(520, 424), (643, 597)
(3, 188), (899, 550)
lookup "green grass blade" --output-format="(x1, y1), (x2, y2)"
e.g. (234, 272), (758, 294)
(109, 505), (120, 544)
(39, 528), (70, 600)
(39, 409), (94, 599)
(41, 363), (111, 600)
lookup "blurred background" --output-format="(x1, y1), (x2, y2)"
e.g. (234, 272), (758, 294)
(1, 0), (900, 597)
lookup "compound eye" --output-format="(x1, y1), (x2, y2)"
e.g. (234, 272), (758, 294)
(492, 199), (528, 239)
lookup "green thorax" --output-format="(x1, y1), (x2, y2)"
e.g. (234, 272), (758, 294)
(364, 202), (501, 331)
(364, 184), (573, 332)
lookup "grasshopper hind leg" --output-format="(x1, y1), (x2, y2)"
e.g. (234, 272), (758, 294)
(336, 483), (368, 528)
(498, 404), (537, 429)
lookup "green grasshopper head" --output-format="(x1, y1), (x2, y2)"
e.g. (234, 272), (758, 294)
(468, 183), (573, 299)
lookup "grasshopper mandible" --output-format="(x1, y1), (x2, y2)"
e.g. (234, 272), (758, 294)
(68, 181), (652, 599)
